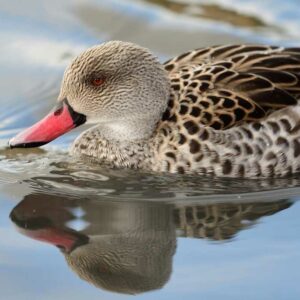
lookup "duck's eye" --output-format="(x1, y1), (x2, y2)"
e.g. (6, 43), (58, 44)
(91, 77), (105, 87)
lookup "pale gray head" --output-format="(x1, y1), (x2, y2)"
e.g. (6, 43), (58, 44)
(9, 41), (171, 149)
(59, 41), (170, 140)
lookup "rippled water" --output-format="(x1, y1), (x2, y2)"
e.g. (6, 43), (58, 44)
(1, 0), (300, 299)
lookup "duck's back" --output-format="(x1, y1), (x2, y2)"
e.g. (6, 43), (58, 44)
(151, 45), (300, 176)
(162, 44), (300, 130)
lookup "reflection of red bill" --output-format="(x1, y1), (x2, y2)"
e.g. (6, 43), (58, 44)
(13, 223), (89, 253)
(9, 99), (86, 148)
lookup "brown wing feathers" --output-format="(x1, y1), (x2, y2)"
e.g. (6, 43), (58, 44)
(164, 45), (300, 129)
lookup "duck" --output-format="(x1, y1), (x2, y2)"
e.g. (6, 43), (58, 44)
(8, 41), (300, 177)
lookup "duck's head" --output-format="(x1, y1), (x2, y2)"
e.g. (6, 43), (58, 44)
(9, 41), (170, 148)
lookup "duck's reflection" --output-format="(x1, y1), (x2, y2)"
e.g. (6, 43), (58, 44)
(10, 193), (292, 294)
(174, 201), (292, 240)
(10, 194), (176, 294)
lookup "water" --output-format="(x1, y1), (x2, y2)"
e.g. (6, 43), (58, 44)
(1, 0), (300, 299)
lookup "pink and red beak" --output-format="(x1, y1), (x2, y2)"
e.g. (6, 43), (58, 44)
(9, 99), (86, 148)
(10, 210), (89, 254)
(15, 225), (89, 254)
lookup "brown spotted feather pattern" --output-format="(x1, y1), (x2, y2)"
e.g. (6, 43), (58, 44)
(67, 42), (300, 177)
(146, 44), (300, 177)
(163, 45), (300, 129)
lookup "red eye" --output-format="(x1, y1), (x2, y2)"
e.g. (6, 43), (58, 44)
(91, 78), (105, 86)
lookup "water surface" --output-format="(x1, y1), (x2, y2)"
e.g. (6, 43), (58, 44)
(0, 0), (300, 299)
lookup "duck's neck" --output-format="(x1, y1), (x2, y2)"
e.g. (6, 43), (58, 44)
(71, 119), (155, 169)
(93, 115), (160, 141)
(70, 112), (166, 168)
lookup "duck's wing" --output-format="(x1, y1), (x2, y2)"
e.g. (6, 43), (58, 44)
(163, 45), (300, 129)
(173, 199), (292, 241)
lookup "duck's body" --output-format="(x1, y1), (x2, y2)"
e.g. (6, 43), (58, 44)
(9, 42), (300, 177)
(71, 106), (300, 177)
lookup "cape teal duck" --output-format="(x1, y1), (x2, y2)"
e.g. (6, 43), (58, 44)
(9, 41), (300, 177)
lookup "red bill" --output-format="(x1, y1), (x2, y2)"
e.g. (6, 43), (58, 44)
(9, 99), (86, 148)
